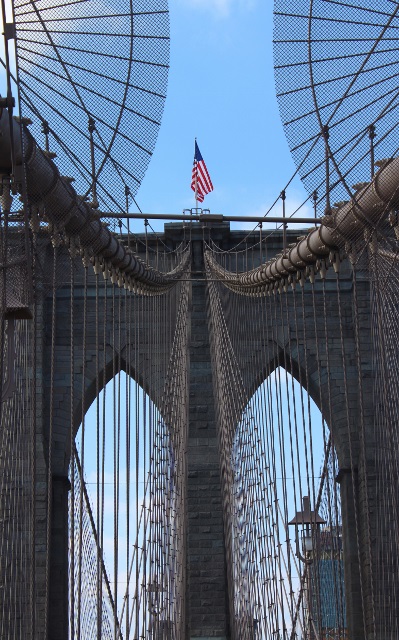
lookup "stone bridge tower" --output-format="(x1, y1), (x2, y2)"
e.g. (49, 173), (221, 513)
(26, 222), (389, 639)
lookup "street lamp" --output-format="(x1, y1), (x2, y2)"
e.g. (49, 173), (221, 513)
(288, 496), (326, 564)
(288, 496), (326, 640)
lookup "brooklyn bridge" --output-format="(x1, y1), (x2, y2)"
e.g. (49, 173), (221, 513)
(0, 0), (398, 639)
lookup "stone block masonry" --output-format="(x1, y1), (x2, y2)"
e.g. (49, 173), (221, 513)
(186, 228), (230, 638)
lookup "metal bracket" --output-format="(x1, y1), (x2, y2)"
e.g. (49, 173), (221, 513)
(3, 22), (15, 40)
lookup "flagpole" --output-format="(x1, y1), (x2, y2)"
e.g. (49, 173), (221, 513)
(194, 137), (198, 209)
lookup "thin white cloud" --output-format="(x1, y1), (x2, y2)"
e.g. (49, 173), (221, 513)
(187, 0), (231, 17)
(177, 0), (256, 19)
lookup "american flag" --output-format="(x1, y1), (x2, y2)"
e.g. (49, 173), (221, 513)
(191, 141), (213, 203)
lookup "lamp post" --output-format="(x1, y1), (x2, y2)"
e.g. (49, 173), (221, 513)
(288, 496), (326, 640)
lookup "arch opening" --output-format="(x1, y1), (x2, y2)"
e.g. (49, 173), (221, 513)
(230, 367), (346, 639)
(69, 371), (181, 640)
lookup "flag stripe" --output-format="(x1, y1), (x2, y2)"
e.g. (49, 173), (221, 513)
(191, 162), (211, 199)
(198, 162), (213, 191)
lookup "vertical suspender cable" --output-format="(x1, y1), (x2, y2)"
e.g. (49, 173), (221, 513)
(44, 242), (58, 640)
(77, 257), (88, 640)
(69, 251), (75, 638)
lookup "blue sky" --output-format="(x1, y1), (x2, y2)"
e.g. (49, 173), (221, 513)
(137, 0), (310, 230)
